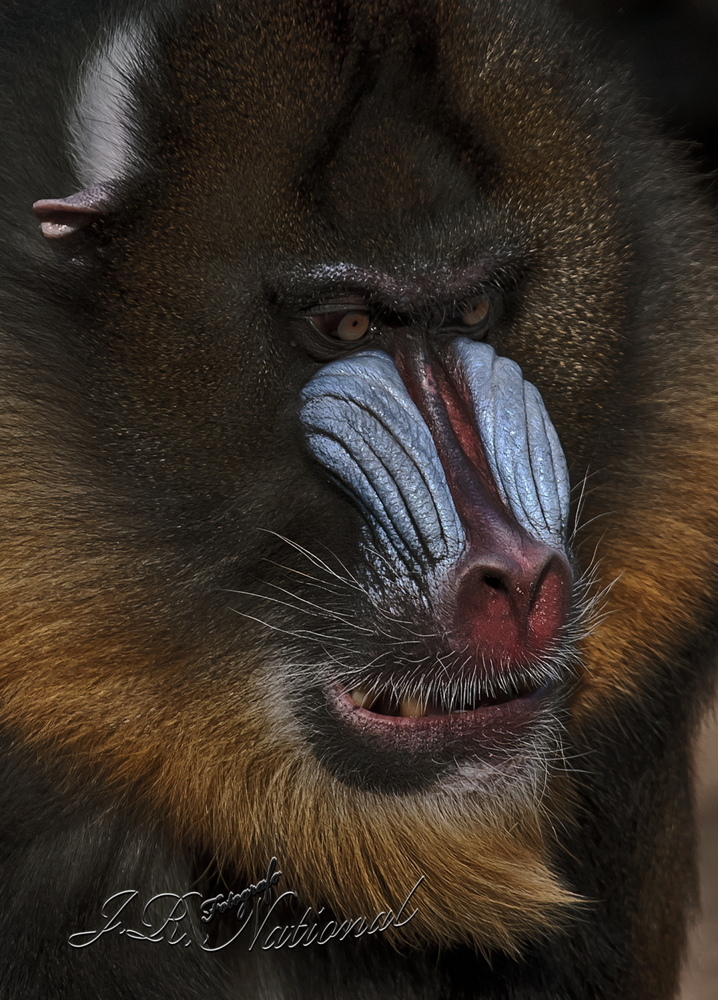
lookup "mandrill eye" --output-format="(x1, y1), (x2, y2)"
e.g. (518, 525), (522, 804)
(438, 294), (492, 336)
(461, 298), (490, 327)
(309, 310), (372, 342)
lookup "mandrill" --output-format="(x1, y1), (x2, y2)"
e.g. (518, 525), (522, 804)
(0, 0), (716, 998)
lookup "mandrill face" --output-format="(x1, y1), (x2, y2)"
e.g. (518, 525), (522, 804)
(3, 0), (718, 976)
(299, 339), (575, 795)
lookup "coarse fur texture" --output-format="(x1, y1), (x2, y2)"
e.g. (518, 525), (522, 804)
(0, 0), (717, 997)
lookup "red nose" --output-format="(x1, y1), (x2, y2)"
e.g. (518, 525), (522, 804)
(452, 543), (572, 661)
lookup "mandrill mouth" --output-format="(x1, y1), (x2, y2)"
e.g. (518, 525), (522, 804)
(347, 680), (538, 717)
(325, 659), (560, 761)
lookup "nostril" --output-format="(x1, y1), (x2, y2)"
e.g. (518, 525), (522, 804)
(450, 547), (572, 661)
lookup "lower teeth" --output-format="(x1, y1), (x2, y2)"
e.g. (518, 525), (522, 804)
(399, 695), (426, 718)
(348, 684), (530, 717)
(349, 689), (488, 717)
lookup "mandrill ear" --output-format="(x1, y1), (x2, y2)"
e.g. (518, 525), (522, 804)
(32, 182), (119, 240)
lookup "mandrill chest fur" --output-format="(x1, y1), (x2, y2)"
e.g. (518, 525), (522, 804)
(0, 0), (717, 998)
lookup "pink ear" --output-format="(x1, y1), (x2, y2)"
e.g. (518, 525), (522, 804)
(33, 183), (118, 239)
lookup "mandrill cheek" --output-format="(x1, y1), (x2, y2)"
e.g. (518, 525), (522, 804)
(300, 339), (572, 663)
(300, 349), (467, 583)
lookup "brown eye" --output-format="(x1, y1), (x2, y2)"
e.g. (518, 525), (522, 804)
(309, 310), (371, 342)
(461, 298), (490, 327)
(337, 312), (370, 341)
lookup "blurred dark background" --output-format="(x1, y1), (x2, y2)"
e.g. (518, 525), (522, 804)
(561, 5), (718, 998)
(563, 0), (718, 201)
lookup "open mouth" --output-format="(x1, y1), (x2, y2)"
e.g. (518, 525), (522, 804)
(326, 670), (554, 756)
(345, 677), (541, 718)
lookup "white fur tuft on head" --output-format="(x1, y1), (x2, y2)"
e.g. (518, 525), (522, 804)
(69, 20), (148, 187)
